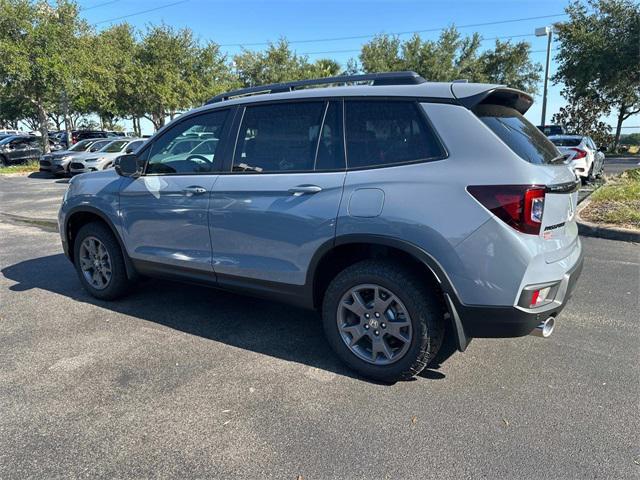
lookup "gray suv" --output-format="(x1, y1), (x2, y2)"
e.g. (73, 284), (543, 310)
(58, 72), (583, 382)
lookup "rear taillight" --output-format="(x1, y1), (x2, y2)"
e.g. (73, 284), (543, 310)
(468, 185), (546, 235)
(570, 148), (587, 159)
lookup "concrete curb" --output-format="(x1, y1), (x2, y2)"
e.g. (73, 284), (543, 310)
(576, 198), (640, 243)
(0, 212), (59, 232)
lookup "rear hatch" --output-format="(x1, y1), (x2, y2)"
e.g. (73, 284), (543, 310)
(458, 87), (579, 263)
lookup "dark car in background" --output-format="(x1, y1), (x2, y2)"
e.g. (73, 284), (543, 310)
(58, 130), (116, 148)
(0, 136), (46, 166)
(537, 125), (565, 136)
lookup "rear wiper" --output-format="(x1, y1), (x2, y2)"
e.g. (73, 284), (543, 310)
(550, 153), (569, 164)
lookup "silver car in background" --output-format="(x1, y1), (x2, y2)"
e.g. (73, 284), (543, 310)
(549, 135), (605, 182)
(69, 138), (145, 174)
(40, 138), (109, 176)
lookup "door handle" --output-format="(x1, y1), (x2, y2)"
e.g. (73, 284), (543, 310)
(288, 185), (322, 196)
(183, 186), (207, 196)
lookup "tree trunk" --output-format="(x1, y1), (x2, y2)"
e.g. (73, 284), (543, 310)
(151, 111), (165, 131)
(62, 90), (72, 149)
(613, 104), (626, 152)
(36, 101), (50, 154)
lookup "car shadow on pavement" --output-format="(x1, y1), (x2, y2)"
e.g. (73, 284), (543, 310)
(2, 253), (455, 384)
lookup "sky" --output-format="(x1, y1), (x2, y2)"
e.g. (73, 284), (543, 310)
(76, 0), (639, 135)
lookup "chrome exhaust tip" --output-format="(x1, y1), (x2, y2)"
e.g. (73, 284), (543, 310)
(531, 317), (555, 338)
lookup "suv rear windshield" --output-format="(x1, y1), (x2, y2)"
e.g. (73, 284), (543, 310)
(474, 104), (563, 164)
(550, 137), (582, 147)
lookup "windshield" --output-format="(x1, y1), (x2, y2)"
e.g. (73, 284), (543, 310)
(89, 140), (110, 152)
(69, 139), (94, 152)
(102, 140), (128, 153)
(550, 137), (582, 147)
(474, 104), (563, 164)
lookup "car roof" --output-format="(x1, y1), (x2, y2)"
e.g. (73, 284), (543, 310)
(194, 81), (506, 112)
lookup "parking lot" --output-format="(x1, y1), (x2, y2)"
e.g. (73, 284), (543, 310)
(1, 216), (639, 479)
(0, 158), (638, 479)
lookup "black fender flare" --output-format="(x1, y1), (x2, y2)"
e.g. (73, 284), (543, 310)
(305, 234), (470, 351)
(64, 205), (138, 280)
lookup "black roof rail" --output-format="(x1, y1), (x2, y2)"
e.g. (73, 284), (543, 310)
(205, 71), (426, 105)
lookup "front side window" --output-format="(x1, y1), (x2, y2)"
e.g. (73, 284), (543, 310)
(475, 104), (563, 164)
(345, 100), (444, 169)
(233, 102), (325, 173)
(146, 110), (228, 174)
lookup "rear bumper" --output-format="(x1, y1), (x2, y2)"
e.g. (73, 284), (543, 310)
(453, 246), (584, 339)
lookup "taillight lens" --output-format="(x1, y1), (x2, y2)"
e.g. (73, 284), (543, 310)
(570, 148), (587, 159)
(468, 185), (546, 235)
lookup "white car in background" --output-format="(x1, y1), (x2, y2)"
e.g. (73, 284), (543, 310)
(69, 138), (146, 174)
(548, 135), (605, 182)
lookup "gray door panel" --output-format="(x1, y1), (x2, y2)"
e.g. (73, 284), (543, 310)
(119, 175), (218, 272)
(210, 172), (345, 285)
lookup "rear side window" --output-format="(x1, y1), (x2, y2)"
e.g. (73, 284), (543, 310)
(234, 102), (325, 173)
(345, 100), (444, 169)
(475, 104), (562, 164)
(550, 137), (582, 147)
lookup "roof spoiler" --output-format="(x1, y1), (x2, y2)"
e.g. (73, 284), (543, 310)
(455, 87), (534, 114)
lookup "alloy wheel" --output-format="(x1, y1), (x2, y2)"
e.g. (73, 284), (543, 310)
(336, 284), (413, 365)
(79, 236), (112, 290)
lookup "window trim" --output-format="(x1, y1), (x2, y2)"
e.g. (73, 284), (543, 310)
(139, 108), (234, 177)
(220, 96), (447, 176)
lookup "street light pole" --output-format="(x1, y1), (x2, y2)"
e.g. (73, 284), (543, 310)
(535, 26), (553, 126)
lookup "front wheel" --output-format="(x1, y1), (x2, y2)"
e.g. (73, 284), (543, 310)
(73, 221), (131, 300)
(322, 260), (444, 382)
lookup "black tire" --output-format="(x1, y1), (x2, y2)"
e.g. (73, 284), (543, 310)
(0, 155), (7, 167)
(73, 221), (130, 300)
(587, 162), (595, 182)
(322, 259), (445, 382)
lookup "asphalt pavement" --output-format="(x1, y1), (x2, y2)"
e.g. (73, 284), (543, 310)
(1, 219), (638, 478)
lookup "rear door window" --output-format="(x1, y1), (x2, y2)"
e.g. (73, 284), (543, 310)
(344, 100), (445, 169)
(233, 101), (325, 173)
(475, 104), (563, 164)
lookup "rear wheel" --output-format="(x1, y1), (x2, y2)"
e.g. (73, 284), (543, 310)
(322, 260), (444, 382)
(586, 162), (595, 182)
(0, 155), (7, 167)
(73, 222), (130, 300)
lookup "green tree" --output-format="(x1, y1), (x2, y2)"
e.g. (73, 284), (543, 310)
(554, 0), (640, 149)
(359, 28), (541, 93)
(233, 39), (341, 87)
(136, 24), (235, 130)
(0, 0), (89, 151)
(552, 88), (613, 147)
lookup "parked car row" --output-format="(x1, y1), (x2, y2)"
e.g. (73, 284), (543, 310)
(40, 137), (146, 176)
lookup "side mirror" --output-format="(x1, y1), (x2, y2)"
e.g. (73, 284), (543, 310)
(114, 154), (144, 177)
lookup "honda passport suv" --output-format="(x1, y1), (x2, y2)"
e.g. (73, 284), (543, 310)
(58, 72), (584, 382)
